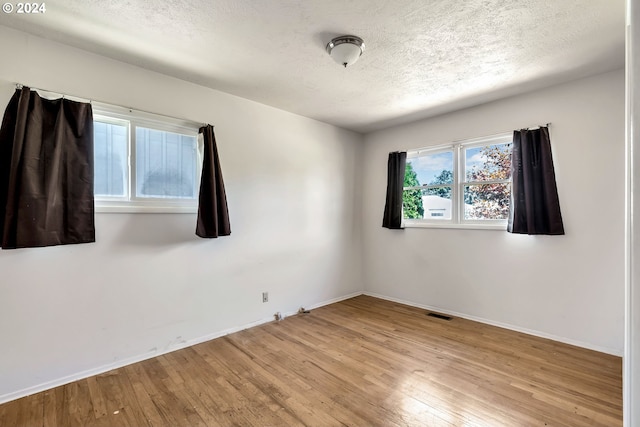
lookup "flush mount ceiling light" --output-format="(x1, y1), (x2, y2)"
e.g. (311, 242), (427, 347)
(326, 35), (365, 68)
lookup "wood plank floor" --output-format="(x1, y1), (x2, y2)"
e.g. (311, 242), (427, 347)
(0, 295), (622, 426)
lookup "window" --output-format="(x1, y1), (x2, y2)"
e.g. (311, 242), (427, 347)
(93, 103), (201, 213)
(403, 133), (512, 229)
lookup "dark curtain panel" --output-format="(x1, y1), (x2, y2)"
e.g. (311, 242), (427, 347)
(508, 126), (564, 235)
(0, 87), (94, 249)
(382, 151), (407, 229)
(196, 124), (231, 238)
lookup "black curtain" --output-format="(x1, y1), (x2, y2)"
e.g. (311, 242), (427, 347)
(0, 87), (94, 249)
(382, 151), (406, 229)
(196, 125), (231, 238)
(508, 126), (564, 235)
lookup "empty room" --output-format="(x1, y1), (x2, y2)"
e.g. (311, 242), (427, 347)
(1, 1), (638, 426)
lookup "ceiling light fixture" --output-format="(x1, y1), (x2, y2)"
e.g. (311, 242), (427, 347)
(326, 35), (365, 68)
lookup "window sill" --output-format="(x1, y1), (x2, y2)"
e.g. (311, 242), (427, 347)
(95, 201), (197, 214)
(402, 221), (507, 231)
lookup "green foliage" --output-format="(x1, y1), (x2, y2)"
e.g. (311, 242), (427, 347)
(402, 163), (424, 219)
(428, 169), (453, 199)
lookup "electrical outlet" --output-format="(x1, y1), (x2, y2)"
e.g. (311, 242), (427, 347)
(262, 292), (268, 303)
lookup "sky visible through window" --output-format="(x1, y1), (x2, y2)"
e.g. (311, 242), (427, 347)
(465, 146), (488, 177)
(407, 146), (505, 186)
(407, 152), (453, 186)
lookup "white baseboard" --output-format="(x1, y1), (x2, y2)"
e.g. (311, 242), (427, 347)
(364, 291), (623, 357)
(0, 291), (363, 405)
(305, 291), (363, 312)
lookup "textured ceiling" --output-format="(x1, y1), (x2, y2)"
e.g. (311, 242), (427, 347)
(0, 0), (625, 133)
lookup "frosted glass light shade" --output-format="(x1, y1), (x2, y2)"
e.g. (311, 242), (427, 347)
(326, 35), (365, 68)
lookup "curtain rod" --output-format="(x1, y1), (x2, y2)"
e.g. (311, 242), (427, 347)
(453, 123), (552, 142)
(401, 123), (552, 153)
(15, 83), (209, 128)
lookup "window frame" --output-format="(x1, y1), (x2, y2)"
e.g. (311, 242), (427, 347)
(92, 103), (202, 214)
(402, 133), (512, 230)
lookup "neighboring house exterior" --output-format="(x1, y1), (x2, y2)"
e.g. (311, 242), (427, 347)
(422, 195), (451, 219)
(422, 195), (474, 219)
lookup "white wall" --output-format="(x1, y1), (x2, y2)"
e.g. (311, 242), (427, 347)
(626, 0), (639, 423)
(362, 69), (625, 355)
(0, 26), (363, 403)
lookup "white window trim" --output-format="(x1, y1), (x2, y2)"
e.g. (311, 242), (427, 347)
(93, 103), (202, 214)
(402, 132), (512, 230)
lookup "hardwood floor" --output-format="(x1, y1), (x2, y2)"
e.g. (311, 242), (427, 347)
(0, 296), (622, 426)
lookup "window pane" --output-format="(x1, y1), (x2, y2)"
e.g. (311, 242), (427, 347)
(464, 183), (511, 220)
(405, 151), (453, 188)
(94, 120), (128, 197)
(135, 127), (198, 199)
(465, 143), (511, 182)
(403, 187), (452, 220)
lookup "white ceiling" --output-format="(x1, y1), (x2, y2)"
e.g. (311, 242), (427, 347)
(0, 0), (625, 133)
